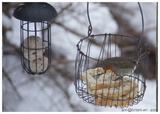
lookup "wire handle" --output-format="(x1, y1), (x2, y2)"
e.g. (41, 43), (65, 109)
(87, 2), (144, 55)
(137, 2), (144, 56)
(87, 2), (92, 37)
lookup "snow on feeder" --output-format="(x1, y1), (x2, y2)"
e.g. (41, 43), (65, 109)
(13, 2), (57, 74)
(75, 2), (150, 108)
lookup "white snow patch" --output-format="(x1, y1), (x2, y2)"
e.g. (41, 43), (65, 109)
(2, 13), (11, 29)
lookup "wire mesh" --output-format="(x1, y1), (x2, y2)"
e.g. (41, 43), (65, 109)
(75, 2), (151, 108)
(20, 21), (51, 74)
(75, 33), (150, 108)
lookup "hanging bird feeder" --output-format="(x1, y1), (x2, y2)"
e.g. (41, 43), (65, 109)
(75, 3), (150, 108)
(13, 2), (57, 74)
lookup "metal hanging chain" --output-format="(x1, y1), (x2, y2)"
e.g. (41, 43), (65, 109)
(87, 2), (92, 37)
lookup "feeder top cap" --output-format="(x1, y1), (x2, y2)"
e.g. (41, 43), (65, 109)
(13, 2), (57, 22)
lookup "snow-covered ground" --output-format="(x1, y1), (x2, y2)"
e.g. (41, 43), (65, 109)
(3, 55), (156, 111)
(2, 2), (156, 112)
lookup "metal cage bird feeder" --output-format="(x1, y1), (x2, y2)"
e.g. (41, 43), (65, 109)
(75, 3), (150, 108)
(13, 2), (57, 74)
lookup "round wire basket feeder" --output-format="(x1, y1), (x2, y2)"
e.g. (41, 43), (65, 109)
(75, 3), (150, 108)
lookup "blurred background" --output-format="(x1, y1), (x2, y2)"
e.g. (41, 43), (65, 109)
(2, 2), (157, 112)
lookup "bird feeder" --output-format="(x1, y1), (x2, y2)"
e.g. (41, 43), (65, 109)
(13, 2), (57, 74)
(75, 3), (150, 108)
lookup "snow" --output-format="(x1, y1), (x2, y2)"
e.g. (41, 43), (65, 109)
(51, 3), (118, 61)
(115, 2), (156, 46)
(2, 55), (29, 86)
(3, 55), (156, 112)
(2, 2), (156, 112)
(6, 16), (20, 47)
(51, 24), (80, 60)
(88, 3), (118, 34)
(3, 55), (73, 111)
(2, 13), (11, 29)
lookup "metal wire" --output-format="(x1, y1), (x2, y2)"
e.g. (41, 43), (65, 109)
(137, 2), (144, 56)
(87, 2), (145, 57)
(20, 21), (51, 75)
(87, 2), (92, 37)
(75, 3), (150, 108)
(75, 34), (150, 108)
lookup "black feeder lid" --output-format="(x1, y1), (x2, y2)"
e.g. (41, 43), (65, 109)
(13, 2), (57, 22)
